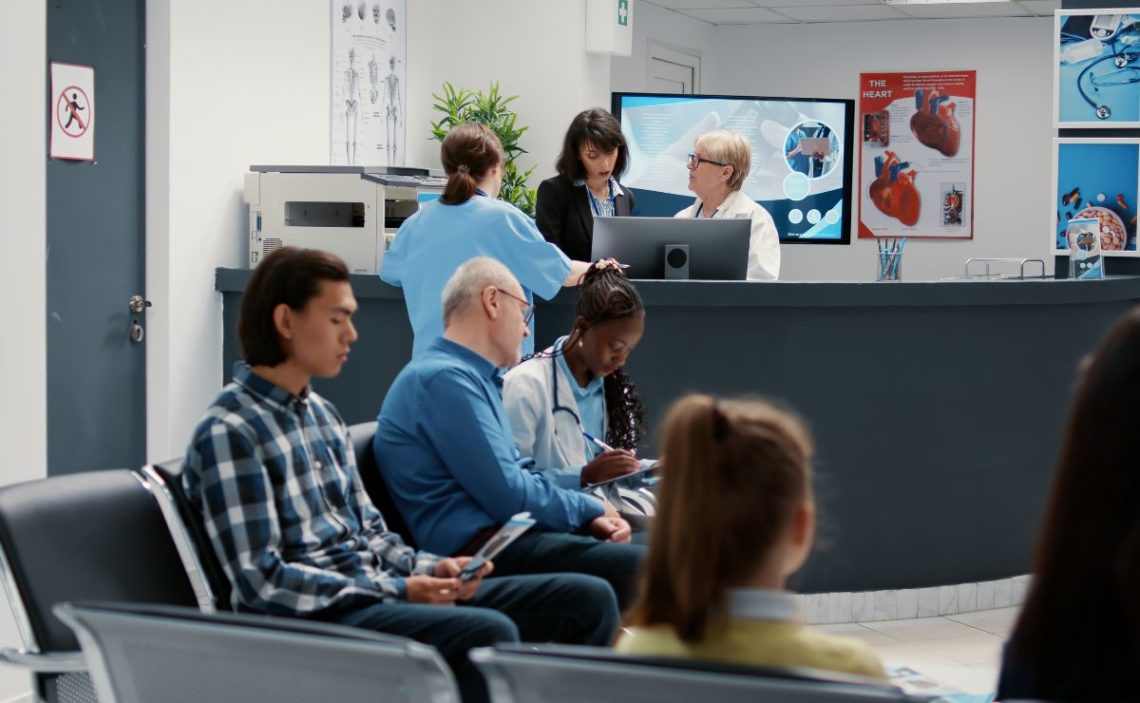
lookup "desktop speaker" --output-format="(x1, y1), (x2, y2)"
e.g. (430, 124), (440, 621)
(664, 244), (689, 280)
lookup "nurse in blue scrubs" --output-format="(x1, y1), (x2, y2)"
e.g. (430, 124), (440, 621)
(381, 123), (596, 357)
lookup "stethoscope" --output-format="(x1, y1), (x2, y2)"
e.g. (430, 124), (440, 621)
(549, 357), (600, 457)
(1073, 23), (1140, 119)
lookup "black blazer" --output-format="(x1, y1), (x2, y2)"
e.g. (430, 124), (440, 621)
(535, 175), (635, 261)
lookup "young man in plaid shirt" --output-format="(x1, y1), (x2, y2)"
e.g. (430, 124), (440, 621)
(183, 247), (619, 703)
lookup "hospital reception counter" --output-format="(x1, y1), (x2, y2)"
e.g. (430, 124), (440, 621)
(216, 269), (1140, 594)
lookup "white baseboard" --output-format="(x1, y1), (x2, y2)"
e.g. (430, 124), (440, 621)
(798, 574), (1031, 625)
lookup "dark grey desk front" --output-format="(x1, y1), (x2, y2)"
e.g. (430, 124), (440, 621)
(217, 269), (1140, 593)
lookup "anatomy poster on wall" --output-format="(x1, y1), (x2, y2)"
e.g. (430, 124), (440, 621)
(1055, 9), (1140, 127)
(330, 0), (406, 166)
(858, 71), (975, 239)
(1052, 139), (1139, 254)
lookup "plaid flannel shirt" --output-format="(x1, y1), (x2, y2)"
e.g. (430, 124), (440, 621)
(183, 362), (441, 616)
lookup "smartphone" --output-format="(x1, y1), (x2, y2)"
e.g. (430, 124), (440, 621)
(458, 512), (535, 581)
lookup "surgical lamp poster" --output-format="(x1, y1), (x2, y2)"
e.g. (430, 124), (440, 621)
(330, 0), (407, 167)
(1052, 139), (1139, 254)
(1055, 10), (1140, 127)
(857, 71), (975, 240)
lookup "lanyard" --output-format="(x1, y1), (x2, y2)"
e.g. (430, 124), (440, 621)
(694, 202), (720, 218)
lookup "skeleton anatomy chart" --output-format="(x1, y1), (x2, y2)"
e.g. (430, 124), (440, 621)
(331, 0), (407, 166)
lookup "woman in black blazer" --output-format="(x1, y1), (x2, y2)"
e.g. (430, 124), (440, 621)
(536, 108), (635, 262)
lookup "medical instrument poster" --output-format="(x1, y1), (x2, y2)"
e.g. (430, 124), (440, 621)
(1052, 139), (1140, 254)
(1055, 9), (1140, 127)
(50, 62), (95, 162)
(330, 0), (407, 166)
(858, 71), (975, 240)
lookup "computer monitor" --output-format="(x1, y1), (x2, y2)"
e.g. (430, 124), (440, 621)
(591, 216), (750, 280)
(611, 91), (854, 245)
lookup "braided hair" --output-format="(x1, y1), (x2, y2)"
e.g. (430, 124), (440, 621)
(569, 266), (648, 450)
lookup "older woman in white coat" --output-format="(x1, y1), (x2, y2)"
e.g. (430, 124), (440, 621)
(675, 130), (781, 281)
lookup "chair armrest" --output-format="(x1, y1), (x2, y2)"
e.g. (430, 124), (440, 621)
(0, 648), (86, 673)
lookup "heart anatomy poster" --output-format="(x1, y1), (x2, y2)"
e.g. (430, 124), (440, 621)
(858, 71), (975, 239)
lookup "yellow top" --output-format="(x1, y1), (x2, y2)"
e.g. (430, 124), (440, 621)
(616, 590), (887, 681)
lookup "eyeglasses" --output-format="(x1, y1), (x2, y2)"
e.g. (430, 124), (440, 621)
(494, 287), (535, 324)
(687, 153), (727, 169)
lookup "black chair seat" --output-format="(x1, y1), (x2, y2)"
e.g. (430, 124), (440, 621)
(348, 421), (417, 549)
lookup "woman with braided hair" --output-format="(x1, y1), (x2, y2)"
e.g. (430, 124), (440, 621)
(502, 264), (651, 490)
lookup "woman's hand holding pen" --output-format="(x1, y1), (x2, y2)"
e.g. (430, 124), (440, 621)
(581, 449), (639, 486)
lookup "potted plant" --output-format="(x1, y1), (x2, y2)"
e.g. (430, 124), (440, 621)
(430, 82), (537, 216)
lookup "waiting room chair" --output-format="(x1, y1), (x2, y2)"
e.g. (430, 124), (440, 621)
(470, 644), (932, 703)
(141, 460), (231, 612)
(0, 470), (200, 702)
(54, 601), (460, 703)
(348, 421), (418, 547)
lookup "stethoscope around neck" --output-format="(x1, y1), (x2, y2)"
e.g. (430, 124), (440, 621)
(547, 353), (609, 460)
(550, 357), (591, 441)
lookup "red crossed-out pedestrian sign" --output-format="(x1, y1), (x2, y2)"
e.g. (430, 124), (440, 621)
(50, 62), (95, 161)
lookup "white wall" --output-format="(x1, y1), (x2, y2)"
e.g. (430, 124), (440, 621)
(611, 1), (717, 94)
(405, 1), (612, 182)
(147, 0), (615, 459)
(147, 0), (332, 460)
(0, 3), (45, 697)
(615, 15), (1055, 281)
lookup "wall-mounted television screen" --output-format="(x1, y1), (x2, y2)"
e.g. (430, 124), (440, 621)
(611, 92), (855, 244)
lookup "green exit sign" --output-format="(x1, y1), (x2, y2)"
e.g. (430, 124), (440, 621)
(618, 0), (629, 26)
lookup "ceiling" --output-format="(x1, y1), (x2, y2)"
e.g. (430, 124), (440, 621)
(641, 0), (1060, 25)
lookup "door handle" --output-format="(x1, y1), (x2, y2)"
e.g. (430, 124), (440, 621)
(128, 295), (152, 314)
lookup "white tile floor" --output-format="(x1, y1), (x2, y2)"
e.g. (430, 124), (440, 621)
(812, 606), (1020, 696)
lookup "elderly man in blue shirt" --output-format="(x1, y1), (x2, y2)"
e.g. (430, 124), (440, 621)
(184, 247), (619, 703)
(375, 257), (645, 610)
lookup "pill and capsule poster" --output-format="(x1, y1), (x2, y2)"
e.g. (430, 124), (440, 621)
(1052, 138), (1140, 254)
(858, 71), (975, 239)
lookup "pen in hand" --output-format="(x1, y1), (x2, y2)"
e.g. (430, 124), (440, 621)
(583, 431), (615, 453)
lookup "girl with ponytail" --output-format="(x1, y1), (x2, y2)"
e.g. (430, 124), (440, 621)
(502, 264), (649, 489)
(617, 395), (886, 680)
(381, 123), (599, 358)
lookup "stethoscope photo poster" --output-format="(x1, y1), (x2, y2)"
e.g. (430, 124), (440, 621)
(1056, 10), (1140, 127)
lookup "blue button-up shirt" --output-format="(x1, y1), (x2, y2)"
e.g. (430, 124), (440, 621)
(575, 176), (624, 218)
(183, 363), (441, 616)
(380, 194), (572, 358)
(374, 338), (605, 555)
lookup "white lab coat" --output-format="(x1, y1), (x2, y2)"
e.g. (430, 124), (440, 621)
(502, 350), (601, 490)
(675, 189), (781, 281)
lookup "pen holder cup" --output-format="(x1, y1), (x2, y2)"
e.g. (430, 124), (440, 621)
(876, 251), (903, 281)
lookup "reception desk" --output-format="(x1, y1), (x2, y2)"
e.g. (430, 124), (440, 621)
(216, 269), (1140, 594)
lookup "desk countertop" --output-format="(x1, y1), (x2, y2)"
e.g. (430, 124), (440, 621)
(216, 269), (1140, 308)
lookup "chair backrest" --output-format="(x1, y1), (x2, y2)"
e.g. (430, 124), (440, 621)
(55, 601), (460, 703)
(141, 460), (232, 612)
(470, 644), (929, 703)
(348, 421), (417, 548)
(0, 470), (198, 654)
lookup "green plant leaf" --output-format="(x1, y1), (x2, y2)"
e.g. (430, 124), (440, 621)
(429, 81), (538, 215)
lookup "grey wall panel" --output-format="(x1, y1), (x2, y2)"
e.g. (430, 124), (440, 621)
(218, 270), (1140, 592)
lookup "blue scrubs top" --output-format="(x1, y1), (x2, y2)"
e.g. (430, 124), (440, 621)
(380, 194), (572, 358)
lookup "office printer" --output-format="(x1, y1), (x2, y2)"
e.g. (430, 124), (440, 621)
(244, 165), (446, 274)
